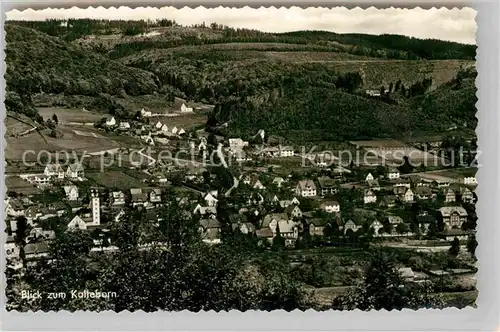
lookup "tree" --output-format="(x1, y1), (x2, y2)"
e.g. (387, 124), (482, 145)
(14, 216), (30, 263)
(388, 82), (394, 93)
(272, 223), (285, 250)
(466, 234), (478, 257)
(52, 113), (59, 124)
(398, 156), (414, 174)
(207, 133), (217, 146)
(332, 251), (443, 310)
(396, 223), (410, 234)
(46, 119), (56, 130)
(449, 237), (461, 257)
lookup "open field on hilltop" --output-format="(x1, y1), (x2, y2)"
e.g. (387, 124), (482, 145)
(38, 107), (104, 124)
(427, 167), (477, 179)
(86, 170), (146, 190)
(150, 112), (209, 131)
(5, 125), (121, 160)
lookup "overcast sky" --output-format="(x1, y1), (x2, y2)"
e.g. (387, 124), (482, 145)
(6, 6), (476, 44)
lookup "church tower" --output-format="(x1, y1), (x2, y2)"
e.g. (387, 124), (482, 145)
(91, 189), (100, 225)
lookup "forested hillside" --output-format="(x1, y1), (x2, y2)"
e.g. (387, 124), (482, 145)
(5, 19), (476, 141)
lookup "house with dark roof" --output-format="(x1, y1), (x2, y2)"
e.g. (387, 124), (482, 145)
(317, 176), (336, 196)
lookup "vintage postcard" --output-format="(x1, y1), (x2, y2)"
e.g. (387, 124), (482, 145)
(4, 6), (478, 312)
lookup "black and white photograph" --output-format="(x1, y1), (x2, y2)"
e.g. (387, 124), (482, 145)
(4, 6), (478, 312)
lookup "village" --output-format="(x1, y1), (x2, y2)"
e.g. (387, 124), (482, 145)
(5, 98), (478, 285)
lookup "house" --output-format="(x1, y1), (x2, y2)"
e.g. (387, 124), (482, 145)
(110, 191), (126, 206)
(392, 178), (411, 188)
(141, 108), (152, 117)
(5, 199), (25, 217)
(444, 188), (456, 202)
(307, 218), (328, 236)
(365, 173), (374, 181)
(387, 215), (403, 225)
(119, 121), (131, 130)
(321, 200), (340, 213)
(403, 188), (414, 203)
(44, 163), (65, 178)
(256, 227), (274, 243)
(414, 186), (433, 200)
(438, 229), (470, 241)
(229, 138), (248, 150)
(160, 124), (169, 133)
(66, 163), (85, 179)
(398, 267), (415, 281)
(258, 147), (280, 158)
(272, 177), (285, 188)
(343, 219), (361, 234)
(317, 176), (336, 196)
(63, 185), (79, 201)
(463, 176), (477, 185)
(366, 179), (381, 191)
(67, 215), (88, 230)
(252, 179), (266, 190)
(232, 222), (256, 235)
(439, 206), (468, 229)
(105, 117), (116, 126)
(379, 195), (397, 208)
(5, 242), (20, 260)
(24, 242), (50, 260)
(364, 189), (377, 204)
(459, 187), (474, 203)
(199, 219), (221, 244)
(171, 126), (178, 135)
(178, 128), (186, 135)
(393, 187), (413, 202)
(204, 192), (218, 207)
(180, 103), (194, 113)
(266, 194), (280, 204)
(285, 205), (303, 219)
(149, 189), (162, 203)
(296, 180), (317, 197)
(155, 121), (163, 129)
(387, 168), (400, 180)
(130, 188), (148, 206)
(371, 220), (384, 235)
(25, 206), (42, 223)
(279, 145), (294, 157)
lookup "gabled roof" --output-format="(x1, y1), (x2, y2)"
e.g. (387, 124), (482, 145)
(45, 163), (64, 172)
(439, 206), (468, 217)
(321, 200), (339, 206)
(200, 219), (221, 229)
(307, 218), (328, 226)
(67, 163), (84, 172)
(317, 176), (335, 188)
(297, 180), (316, 190)
(256, 228), (274, 238)
(285, 205), (301, 215)
(387, 215), (403, 224)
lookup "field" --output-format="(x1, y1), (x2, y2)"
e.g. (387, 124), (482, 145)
(37, 107), (104, 124)
(86, 170), (146, 190)
(5, 117), (34, 136)
(5, 125), (121, 160)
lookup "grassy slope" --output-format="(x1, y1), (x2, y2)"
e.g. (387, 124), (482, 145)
(5, 24), (159, 98)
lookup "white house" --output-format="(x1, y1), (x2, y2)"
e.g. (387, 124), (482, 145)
(321, 200), (340, 213)
(105, 117), (116, 126)
(272, 177), (285, 188)
(364, 189), (377, 204)
(365, 173), (374, 182)
(180, 103), (193, 113)
(387, 168), (400, 180)
(141, 108), (152, 117)
(279, 146), (294, 157)
(403, 188), (414, 203)
(178, 128), (186, 135)
(63, 185), (79, 201)
(252, 179), (266, 190)
(229, 138), (248, 150)
(204, 193), (218, 207)
(161, 124), (169, 133)
(155, 121), (163, 129)
(44, 164), (65, 178)
(110, 191), (126, 206)
(66, 163), (85, 179)
(463, 176), (477, 185)
(119, 122), (130, 130)
(296, 180), (317, 197)
(171, 126), (178, 134)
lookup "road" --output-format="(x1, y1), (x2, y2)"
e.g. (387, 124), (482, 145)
(215, 143), (239, 197)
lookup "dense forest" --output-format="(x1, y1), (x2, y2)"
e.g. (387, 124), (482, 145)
(5, 19), (476, 140)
